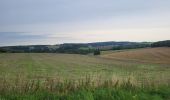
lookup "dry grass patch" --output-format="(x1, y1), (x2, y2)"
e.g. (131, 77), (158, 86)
(101, 47), (170, 64)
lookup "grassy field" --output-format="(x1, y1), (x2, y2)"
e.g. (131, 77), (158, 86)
(0, 47), (170, 100)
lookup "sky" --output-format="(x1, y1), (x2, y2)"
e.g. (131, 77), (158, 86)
(0, 0), (170, 46)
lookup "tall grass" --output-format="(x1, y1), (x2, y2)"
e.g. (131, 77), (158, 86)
(0, 75), (170, 100)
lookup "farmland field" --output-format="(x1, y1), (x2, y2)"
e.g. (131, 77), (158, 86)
(0, 47), (170, 100)
(0, 47), (170, 81)
(101, 47), (170, 64)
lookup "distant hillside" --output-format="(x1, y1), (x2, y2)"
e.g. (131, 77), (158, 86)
(151, 40), (170, 47)
(0, 41), (153, 54)
(0, 45), (59, 53)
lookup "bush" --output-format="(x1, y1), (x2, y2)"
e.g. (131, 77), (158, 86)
(94, 49), (100, 55)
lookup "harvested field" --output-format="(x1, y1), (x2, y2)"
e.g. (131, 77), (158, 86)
(101, 47), (170, 64)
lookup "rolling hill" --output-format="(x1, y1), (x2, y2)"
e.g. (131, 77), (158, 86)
(101, 47), (170, 64)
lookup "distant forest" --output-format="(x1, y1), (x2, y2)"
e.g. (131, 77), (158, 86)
(0, 40), (169, 54)
(151, 40), (170, 47)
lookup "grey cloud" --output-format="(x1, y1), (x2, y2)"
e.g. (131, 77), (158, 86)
(0, 0), (158, 25)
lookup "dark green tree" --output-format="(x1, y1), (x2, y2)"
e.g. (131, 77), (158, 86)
(94, 49), (100, 55)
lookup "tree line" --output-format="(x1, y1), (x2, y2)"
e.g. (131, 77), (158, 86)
(151, 40), (170, 47)
(0, 40), (169, 54)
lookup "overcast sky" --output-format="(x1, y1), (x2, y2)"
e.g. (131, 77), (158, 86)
(0, 0), (170, 46)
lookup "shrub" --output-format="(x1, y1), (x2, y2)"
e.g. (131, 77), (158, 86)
(93, 49), (100, 55)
